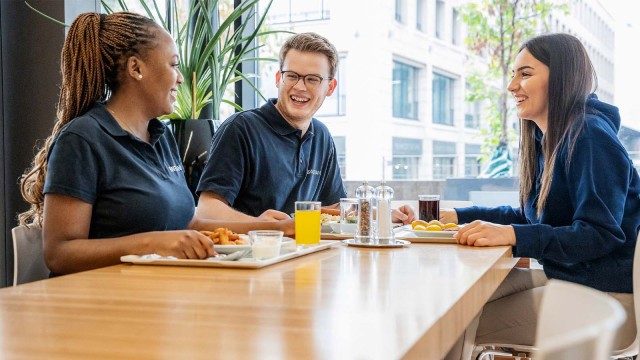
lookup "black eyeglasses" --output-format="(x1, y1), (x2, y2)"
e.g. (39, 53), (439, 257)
(280, 70), (333, 89)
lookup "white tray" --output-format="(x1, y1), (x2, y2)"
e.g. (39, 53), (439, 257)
(121, 240), (336, 269)
(342, 239), (410, 248)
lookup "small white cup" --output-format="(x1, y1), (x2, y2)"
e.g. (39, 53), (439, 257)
(249, 230), (284, 260)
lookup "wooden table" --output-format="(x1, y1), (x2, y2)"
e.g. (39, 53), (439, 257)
(0, 243), (515, 359)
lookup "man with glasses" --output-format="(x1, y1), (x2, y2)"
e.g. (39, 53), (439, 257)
(196, 33), (415, 224)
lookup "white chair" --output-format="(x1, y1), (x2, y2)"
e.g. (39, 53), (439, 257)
(476, 230), (640, 360)
(534, 279), (626, 360)
(12, 225), (49, 286)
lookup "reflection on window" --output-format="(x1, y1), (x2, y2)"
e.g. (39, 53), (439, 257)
(392, 137), (422, 180)
(432, 72), (453, 125)
(333, 136), (346, 179)
(433, 140), (455, 179)
(393, 61), (419, 120)
(317, 54), (346, 117)
(464, 144), (481, 177)
(269, 0), (329, 24)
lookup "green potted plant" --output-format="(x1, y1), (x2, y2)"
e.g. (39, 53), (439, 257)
(26, 0), (282, 200)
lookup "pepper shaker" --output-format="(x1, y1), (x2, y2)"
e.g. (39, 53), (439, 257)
(355, 180), (375, 243)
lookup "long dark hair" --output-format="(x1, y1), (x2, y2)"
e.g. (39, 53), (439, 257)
(518, 33), (597, 217)
(19, 12), (161, 226)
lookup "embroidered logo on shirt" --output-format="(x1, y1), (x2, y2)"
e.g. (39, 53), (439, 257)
(307, 169), (321, 176)
(167, 164), (183, 172)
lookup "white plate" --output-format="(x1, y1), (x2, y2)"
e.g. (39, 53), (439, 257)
(214, 236), (295, 254)
(121, 240), (337, 269)
(328, 222), (357, 234)
(396, 224), (457, 238)
(342, 239), (410, 248)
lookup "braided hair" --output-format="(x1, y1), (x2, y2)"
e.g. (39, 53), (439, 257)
(19, 12), (161, 226)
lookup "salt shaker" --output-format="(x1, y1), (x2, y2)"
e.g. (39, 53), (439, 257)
(355, 180), (375, 243)
(375, 181), (395, 244)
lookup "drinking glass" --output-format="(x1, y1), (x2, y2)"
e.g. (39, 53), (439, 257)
(249, 230), (283, 260)
(339, 198), (359, 234)
(295, 201), (321, 245)
(418, 195), (440, 222)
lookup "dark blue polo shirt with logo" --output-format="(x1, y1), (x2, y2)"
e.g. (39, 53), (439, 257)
(43, 102), (194, 239)
(196, 98), (346, 216)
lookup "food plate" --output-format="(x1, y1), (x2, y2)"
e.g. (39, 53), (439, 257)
(214, 236), (294, 254)
(120, 240), (336, 269)
(328, 222), (357, 234)
(394, 225), (458, 244)
(342, 239), (410, 248)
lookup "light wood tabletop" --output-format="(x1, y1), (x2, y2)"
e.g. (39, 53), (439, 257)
(0, 243), (515, 359)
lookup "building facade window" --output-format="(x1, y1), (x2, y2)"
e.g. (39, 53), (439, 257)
(393, 61), (419, 120)
(317, 53), (346, 116)
(464, 144), (482, 177)
(333, 136), (347, 179)
(464, 83), (481, 128)
(416, 0), (425, 31)
(395, 0), (403, 22)
(435, 0), (444, 39)
(392, 137), (422, 180)
(269, 0), (330, 24)
(433, 140), (456, 179)
(452, 8), (459, 45)
(432, 72), (454, 125)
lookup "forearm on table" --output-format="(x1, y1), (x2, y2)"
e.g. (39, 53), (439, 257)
(44, 233), (156, 274)
(195, 192), (257, 221)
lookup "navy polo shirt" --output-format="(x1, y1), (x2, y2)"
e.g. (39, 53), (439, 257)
(43, 102), (194, 239)
(197, 98), (346, 216)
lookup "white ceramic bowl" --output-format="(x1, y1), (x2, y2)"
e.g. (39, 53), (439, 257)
(329, 222), (357, 234)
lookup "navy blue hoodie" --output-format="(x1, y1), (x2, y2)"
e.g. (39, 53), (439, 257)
(457, 95), (640, 293)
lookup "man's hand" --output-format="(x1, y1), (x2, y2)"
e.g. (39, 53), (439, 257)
(258, 209), (292, 221)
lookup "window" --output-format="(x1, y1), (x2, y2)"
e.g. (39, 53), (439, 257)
(464, 144), (482, 177)
(416, 0), (425, 31)
(432, 72), (454, 125)
(269, 0), (329, 24)
(393, 61), (419, 120)
(395, 0), (403, 22)
(435, 0), (444, 39)
(452, 9), (459, 45)
(464, 83), (481, 128)
(317, 54), (346, 116)
(433, 141), (456, 179)
(392, 138), (422, 180)
(333, 136), (347, 179)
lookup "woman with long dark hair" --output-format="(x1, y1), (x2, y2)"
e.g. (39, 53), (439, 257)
(443, 33), (640, 358)
(20, 12), (293, 275)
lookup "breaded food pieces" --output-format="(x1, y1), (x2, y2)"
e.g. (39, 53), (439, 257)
(199, 228), (246, 245)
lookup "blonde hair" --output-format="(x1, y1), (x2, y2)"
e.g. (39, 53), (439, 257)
(19, 12), (161, 226)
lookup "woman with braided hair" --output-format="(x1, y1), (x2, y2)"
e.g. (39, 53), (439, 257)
(19, 12), (293, 275)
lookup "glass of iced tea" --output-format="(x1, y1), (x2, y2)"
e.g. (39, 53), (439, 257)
(418, 195), (440, 222)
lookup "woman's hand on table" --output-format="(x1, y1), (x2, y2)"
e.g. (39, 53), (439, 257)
(392, 204), (416, 224)
(151, 230), (217, 259)
(258, 209), (291, 221)
(454, 220), (516, 247)
(439, 208), (458, 224)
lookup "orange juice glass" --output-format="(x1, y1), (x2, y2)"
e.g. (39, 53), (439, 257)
(295, 201), (321, 245)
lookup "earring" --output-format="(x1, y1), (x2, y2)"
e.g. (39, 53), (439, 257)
(138, 74), (143, 80)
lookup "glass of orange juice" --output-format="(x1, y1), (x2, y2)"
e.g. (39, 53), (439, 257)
(294, 201), (321, 246)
